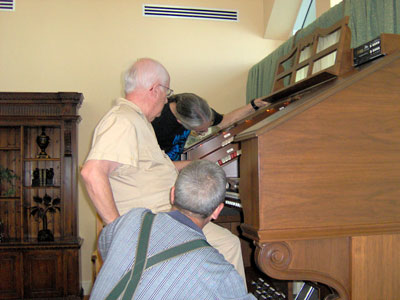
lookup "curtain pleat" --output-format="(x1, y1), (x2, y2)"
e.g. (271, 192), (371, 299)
(346, 0), (400, 48)
(246, 36), (294, 101)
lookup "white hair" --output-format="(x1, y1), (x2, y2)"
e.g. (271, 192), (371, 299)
(124, 58), (170, 94)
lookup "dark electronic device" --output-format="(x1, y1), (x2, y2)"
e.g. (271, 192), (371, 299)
(353, 36), (384, 66)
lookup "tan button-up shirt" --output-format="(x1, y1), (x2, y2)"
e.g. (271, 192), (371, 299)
(86, 98), (178, 214)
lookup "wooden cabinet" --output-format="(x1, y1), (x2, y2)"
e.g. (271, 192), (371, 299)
(0, 92), (83, 299)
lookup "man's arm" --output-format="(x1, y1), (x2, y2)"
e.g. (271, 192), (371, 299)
(81, 159), (121, 224)
(217, 98), (270, 129)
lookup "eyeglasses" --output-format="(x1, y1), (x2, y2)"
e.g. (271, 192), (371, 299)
(158, 84), (174, 98)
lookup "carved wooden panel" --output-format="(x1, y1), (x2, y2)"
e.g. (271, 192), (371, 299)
(255, 238), (350, 299)
(23, 250), (63, 298)
(0, 252), (22, 299)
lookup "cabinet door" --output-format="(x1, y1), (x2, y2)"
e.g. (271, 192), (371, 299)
(0, 126), (22, 242)
(0, 252), (22, 299)
(23, 250), (63, 298)
(23, 126), (62, 241)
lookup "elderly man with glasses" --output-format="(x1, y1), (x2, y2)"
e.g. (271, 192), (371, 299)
(81, 58), (247, 283)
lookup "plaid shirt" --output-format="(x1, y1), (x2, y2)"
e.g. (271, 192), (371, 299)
(90, 208), (255, 300)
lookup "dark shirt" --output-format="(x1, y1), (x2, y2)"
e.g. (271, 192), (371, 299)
(152, 103), (223, 161)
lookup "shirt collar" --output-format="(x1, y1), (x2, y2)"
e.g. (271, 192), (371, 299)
(166, 210), (203, 234)
(115, 97), (144, 116)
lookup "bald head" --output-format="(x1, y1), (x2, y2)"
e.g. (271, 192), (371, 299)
(124, 58), (170, 95)
(123, 58), (170, 122)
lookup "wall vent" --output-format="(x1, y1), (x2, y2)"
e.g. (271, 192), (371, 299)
(0, 0), (15, 11)
(143, 4), (238, 22)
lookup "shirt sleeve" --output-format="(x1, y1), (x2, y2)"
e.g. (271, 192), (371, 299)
(211, 108), (224, 126)
(86, 113), (139, 167)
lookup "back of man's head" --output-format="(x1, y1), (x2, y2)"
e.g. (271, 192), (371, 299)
(124, 58), (169, 94)
(174, 160), (226, 218)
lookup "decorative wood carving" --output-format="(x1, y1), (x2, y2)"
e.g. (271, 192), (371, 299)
(255, 240), (349, 300)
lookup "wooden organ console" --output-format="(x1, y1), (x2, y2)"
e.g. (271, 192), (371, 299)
(183, 18), (400, 300)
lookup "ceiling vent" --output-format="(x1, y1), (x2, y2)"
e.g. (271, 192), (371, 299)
(0, 0), (14, 11)
(143, 4), (238, 22)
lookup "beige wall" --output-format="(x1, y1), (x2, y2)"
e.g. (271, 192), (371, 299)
(0, 0), (282, 294)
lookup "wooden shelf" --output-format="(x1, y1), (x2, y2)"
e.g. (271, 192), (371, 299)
(0, 147), (20, 151)
(24, 185), (61, 189)
(0, 197), (20, 201)
(24, 158), (61, 161)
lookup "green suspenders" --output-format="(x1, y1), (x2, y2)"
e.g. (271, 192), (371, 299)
(105, 212), (211, 300)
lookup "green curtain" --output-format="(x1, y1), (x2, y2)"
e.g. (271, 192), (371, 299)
(246, 36), (295, 102)
(345, 0), (400, 47)
(246, 0), (400, 102)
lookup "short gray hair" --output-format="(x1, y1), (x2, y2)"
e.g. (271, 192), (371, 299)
(124, 58), (170, 94)
(170, 93), (213, 130)
(174, 160), (226, 218)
